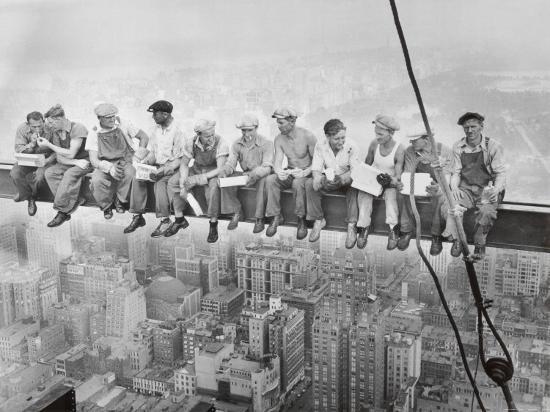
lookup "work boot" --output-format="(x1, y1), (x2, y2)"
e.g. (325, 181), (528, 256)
(151, 218), (171, 238)
(309, 218), (326, 243)
(357, 227), (369, 249)
(164, 217), (189, 237)
(473, 245), (486, 261)
(450, 238), (462, 257)
(430, 235), (443, 256)
(13, 193), (22, 202)
(345, 223), (357, 249)
(227, 210), (241, 231)
(387, 226), (400, 250)
(207, 221), (219, 243)
(253, 218), (265, 234)
(124, 214), (146, 234)
(103, 206), (114, 220)
(114, 197), (126, 214)
(266, 215), (283, 237)
(27, 198), (37, 217)
(296, 217), (308, 240)
(47, 212), (71, 228)
(397, 231), (413, 251)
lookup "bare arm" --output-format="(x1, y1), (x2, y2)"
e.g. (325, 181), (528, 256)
(178, 155), (191, 187)
(40, 136), (83, 159)
(273, 136), (284, 174)
(300, 135), (317, 177)
(394, 145), (404, 180)
(205, 155), (227, 179)
(365, 141), (377, 166)
(135, 129), (149, 148)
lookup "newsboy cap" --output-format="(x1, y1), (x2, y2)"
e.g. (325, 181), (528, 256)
(457, 112), (484, 125)
(194, 119), (216, 133)
(236, 114), (259, 129)
(94, 103), (118, 117)
(272, 107), (298, 119)
(372, 114), (400, 131)
(407, 131), (429, 142)
(147, 100), (173, 114)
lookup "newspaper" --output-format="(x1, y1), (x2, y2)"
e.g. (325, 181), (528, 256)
(219, 175), (249, 188)
(351, 163), (383, 196)
(401, 172), (432, 196)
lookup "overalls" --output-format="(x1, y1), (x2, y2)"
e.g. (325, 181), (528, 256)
(168, 136), (222, 218)
(91, 128), (136, 210)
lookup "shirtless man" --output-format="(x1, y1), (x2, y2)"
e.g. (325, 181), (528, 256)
(265, 107), (316, 239)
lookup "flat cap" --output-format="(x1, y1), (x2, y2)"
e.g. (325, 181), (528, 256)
(372, 114), (400, 131)
(272, 107), (298, 119)
(407, 131), (430, 141)
(94, 103), (118, 117)
(457, 112), (484, 125)
(44, 104), (65, 118)
(147, 100), (173, 114)
(236, 114), (259, 129)
(194, 119), (216, 133)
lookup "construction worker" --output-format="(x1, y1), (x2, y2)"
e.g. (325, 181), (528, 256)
(38, 104), (91, 227)
(306, 119), (359, 245)
(124, 100), (185, 237)
(356, 115), (405, 250)
(441, 112), (506, 260)
(166, 119), (230, 243)
(396, 131), (454, 255)
(265, 107), (316, 239)
(220, 114), (273, 233)
(87, 103), (149, 220)
(11, 111), (56, 216)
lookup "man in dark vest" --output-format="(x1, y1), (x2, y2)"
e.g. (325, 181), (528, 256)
(38, 104), (91, 227)
(87, 103), (149, 220)
(166, 119), (230, 243)
(441, 112), (506, 260)
(396, 131), (454, 255)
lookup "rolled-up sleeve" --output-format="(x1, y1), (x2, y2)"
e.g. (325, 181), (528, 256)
(14, 124), (30, 153)
(452, 142), (463, 175)
(440, 144), (454, 176)
(216, 138), (230, 158)
(172, 129), (186, 160)
(311, 144), (324, 173)
(403, 147), (417, 173)
(225, 142), (240, 174)
(182, 136), (194, 160)
(85, 131), (98, 152)
(260, 139), (274, 169)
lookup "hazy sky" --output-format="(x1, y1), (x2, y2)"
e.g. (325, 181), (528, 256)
(1, 0), (550, 83)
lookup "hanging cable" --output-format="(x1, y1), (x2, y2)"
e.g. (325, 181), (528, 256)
(387, 1), (517, 410)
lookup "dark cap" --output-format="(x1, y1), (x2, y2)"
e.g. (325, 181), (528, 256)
(147, 100), (173, 114)
(457, 112), (484, 126)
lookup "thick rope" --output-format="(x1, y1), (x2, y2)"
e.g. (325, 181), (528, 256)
(388, 1), (516, 410)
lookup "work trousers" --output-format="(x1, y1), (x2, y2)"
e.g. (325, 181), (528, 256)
(265, 174), (307, 218)
(168, 170), (221, 218)
(357, 188), (398, 228)
(220, 172), (268, 219)
(305, 177), (358, 223)
(90, 163), (135, 211)
(130, 174), (173, 218)
(400, 192), (445, 236)
(441, 183), (501, 247)
(10, 163), (47, 201)
(44, 163), (92, 214)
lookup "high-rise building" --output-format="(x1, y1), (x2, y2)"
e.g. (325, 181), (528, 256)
(0, 224), (18, 267)
(312, 317), (349, 412)
(248, 306), (270, 361)
(349, 313), (385, 411)
(419, 241), (451, 277)
(27, 323), (65, 363)
(319, 231), (345, 274)
(26, 218), (72, 276)
(209, 235), (234, 275)
(267, 299), (305, 393)
(281, 282), (328, 369)
(236, 241), (319, 304)
(105, 281), (146, 340)
(0, 266), (58, 324)
(152, 321), (183, 365)
(175, 243), (219, 294)
(59, 253), (135, 303)
(496, 250), (543, 297)
(385, 332), (422, 406)
(326, 248), (376, 325)
(200, 286), (245, 318)
(47, 302), (90, 345)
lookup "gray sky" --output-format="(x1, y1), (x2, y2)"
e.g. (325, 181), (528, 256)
(1, 0), (550, 83)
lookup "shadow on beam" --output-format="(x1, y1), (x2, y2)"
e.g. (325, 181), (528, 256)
(1, 165), (549, 253)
